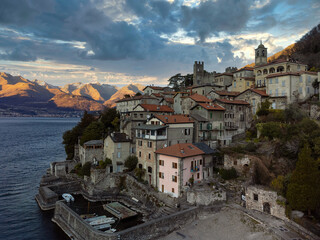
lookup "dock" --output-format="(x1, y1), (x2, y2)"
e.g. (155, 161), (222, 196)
(103, 202), (137, 219)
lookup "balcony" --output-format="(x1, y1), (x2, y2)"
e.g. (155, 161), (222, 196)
(190, 166), (200, 172)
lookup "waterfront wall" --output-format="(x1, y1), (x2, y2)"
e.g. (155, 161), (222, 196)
(53, 201), (198, 240)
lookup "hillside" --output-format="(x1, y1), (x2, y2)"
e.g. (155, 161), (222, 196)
(0, 72), (105, 114)
(104, 84), (145, 107)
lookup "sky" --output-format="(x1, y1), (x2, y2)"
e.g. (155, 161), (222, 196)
(0, 0), (319, 87)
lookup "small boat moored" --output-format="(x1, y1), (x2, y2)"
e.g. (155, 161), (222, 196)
(62, 193), (75, 203)
(93, 223), (111, 230)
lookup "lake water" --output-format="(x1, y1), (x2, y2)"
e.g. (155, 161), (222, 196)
(0, 117), (79, 240)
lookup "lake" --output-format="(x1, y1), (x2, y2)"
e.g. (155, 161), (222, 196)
(0, 117), (79, 240)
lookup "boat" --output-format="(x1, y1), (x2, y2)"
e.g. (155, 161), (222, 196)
(105, 228), (116, 233)
(89, 218), (115, 226)
(84, 216), (107, 223)
(93, 223), (111, 230)
(62, 193), (74, 203)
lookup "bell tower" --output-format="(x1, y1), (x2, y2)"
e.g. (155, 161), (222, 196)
(255, 41), (267, 66)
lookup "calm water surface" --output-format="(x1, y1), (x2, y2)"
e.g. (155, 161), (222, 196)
(0, 117), (79, 240)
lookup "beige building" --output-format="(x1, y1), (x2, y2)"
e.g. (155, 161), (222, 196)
(254, 42), (308, 89)
(214, 72), (233, 89)
(232, 67), (255, 92)
(143, 86), (171, 95)
(235, 88), (269, 115)
(207, 90), (240, 101)
(104, 132), (132, 173)
(135, 115), (194, 186)
(266, 71), (317, 109)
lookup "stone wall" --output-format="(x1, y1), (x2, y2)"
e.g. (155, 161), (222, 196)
(224, 154), (251, 174)
(245, 185), (287, 220)
(53, 200), (198, 240)
(187, 187), (226, 206)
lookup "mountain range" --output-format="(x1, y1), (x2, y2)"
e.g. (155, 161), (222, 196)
(0, 72), (144, 116)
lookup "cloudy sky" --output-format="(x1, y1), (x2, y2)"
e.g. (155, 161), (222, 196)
(0, 0), (319, 87)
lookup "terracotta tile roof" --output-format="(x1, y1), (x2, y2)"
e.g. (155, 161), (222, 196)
(213, 90), (240, 96)
(155, 114), (194, 124)
(197, 102), (225, 111)
(139, 104), (174, 112)
(215, 98), (250, 105)
(163, 97), (174, 104)
(234, 67), (254, 72)
(266, 72), (301, 78)
(155, 143), (204, 158)
(250, 89), (269, 97)
(189, 93), (212, 103)
(152, 93), (162, 97)
(116, 95), (156, 103)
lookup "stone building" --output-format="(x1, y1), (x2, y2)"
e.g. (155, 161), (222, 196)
(159, 97), (174, 108)
(190, 102), (225, 146)
(155, 143), (206, 197)
(232, 67), (255, 92)
(121, 104), (174, 141)
(193, 61), (216, 86)
(177, 93), (212, 115)
(245, 185), (287, 220)
(266, 71), (318, 109)
(143, 86), (171, 95)
(207, 90), (240, 101)
(214, 72), (233, 89)
(223, 154), (251, 174)
(188, 84), (223, 96)
(213, 99), (251, 145)
(104, 132), (132, 173)
(235, 88), (269, 115)
(135, 114), (194, 186)
(116, 95), (159, 114)
(173, 92), (190, 114)
(79, 140), (104, 166)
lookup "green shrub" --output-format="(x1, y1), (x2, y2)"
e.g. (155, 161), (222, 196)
(125, 155), (138, 171)
(134, 167), (146, 180)
(244, 142), (257, 152)
(260, 122), (282, 140)
(98, 157), (112, 169)
(219, 168), (238, 180)
(82, 162), (91, 176)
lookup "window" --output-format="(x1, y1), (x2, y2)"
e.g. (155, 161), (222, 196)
(117, 143), (121, 149)
(139, 164), (142, 169)
(253, 194), (258, 201)
(282, 91), (286, 96)
(308, 76), (311, 83)
(275, 78), (279, 84)
(140, 114), (143, 118)
(234, 82), (236, 87)
(299, 87), (302, 94)
(240, 114), (244, 121)
(197, 173), (200, 179)
(269, 78), (272, 84)
(282, 81), (285, 87)
(247, 81), (249, 86)
(139, 151), (141, 157)
(184, 129), (191, 135)
(148, 153), (151, 159)
(275, 89), (278, 97)
(138, 140), (142, 146)
(148, 167), (152, 173)
(210, 112), (213, 119)
(159, 172), (164, 179)
(299, 76), (302, 83)
(117, 152), (121, 158)
(172, 162), (177, 169)
(269, 89), (272, 95)
(147, 141), (152, 148)
(252, 99), (256, 106)
(172, 175), (177, 182)
(172, 188), (175, 193)
(159, 160), (164, 166)
(200, 159), (202, 165)
(307, 87), (310, 94)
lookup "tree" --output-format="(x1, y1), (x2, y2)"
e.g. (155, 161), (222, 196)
(100, 108), (120, 133)
(167, 73), (193, 91)
(260, 122), (282, 140)
(80, 121), (105, 145)
(256, 100), (271, 116)
(134, 168), (146, 181)
(286, 144), (320, 215)
(62, 111), (95, 159)
(312, 78), (319, 90)
(124, 155), (138, 171)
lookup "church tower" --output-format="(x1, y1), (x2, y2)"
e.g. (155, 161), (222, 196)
(193, 61), (204, 86)
(255, 41), (267, 66)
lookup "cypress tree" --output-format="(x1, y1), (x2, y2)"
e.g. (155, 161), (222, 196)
(286, 144), (320, 215)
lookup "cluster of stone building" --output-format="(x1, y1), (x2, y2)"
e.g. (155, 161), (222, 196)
(77, 42), (319, 200)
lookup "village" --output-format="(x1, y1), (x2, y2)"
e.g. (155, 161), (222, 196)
(36, 42), (320, 240)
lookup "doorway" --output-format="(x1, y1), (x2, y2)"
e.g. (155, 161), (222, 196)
(263, 202), (271, 214)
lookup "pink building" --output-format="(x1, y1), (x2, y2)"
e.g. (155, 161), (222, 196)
(155, 143), (205, 198)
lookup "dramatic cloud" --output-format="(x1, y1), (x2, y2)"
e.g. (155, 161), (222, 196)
(0, 0), (319, 85)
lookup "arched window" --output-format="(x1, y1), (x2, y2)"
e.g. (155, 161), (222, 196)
(257, 70), (262, 76)
(148, 167), (152, 173)
(287, 65), (290, 72)
(263, 69), (268, 75)
(277, 66), (284, 72)
(269, 68), (275, 73)
(256, 50), (259, 57)
(262, 50), (265, 57)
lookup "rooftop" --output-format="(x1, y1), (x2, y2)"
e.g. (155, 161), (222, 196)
(155, 114), (194, 124)
(215, 98), (250, 105)
(143, 86), (169, 91)
(109, 132), (131, 142)
(195, 102), (226, 111)
(83, 140), (103, 146)
(189, 93), (212, 103)
(193, 142), (216, 155)
(136, 104), (174, 112)
(116, 95), (156, 103)
(135, 124), (167, 130)
(155, 143), (204, 158)
(189, 113), (208, 122)
(213, 90), (240, 96)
